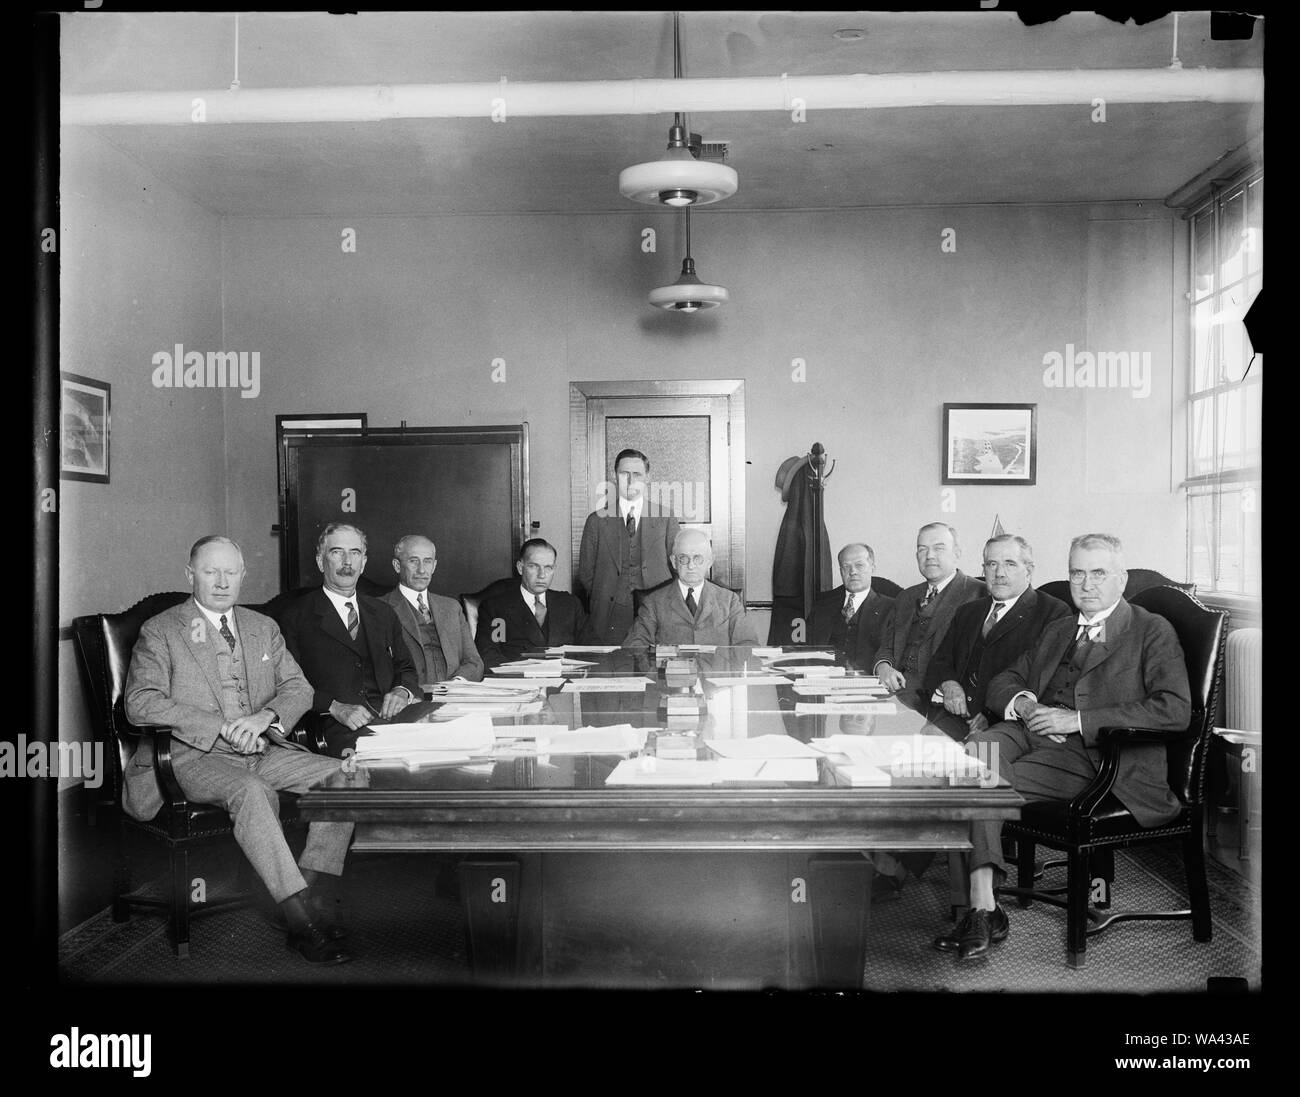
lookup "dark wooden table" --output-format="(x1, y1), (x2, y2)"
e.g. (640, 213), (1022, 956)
(300, 646), (1022, 988)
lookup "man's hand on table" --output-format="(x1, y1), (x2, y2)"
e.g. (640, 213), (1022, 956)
(877, 664), (907, 693)
(379, 688), (411, 719)
(329, 701), (374, 731)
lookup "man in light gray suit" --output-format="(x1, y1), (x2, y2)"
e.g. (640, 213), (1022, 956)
(382, 534), (484, 687)
(624, 528), (760, 648)
(124, 535), (357, 965)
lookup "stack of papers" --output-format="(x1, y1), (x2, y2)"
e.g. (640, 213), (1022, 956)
(810, 734), (995, 786)
(434, 700), (545, 716)
(762, 650), (837, 665)
(604, 756), (820, 786)
(425, 680), (545, 700)
(352, 714), (496, 769)
(795, 701), (896, 714)
(561, 677), (653, 693)
(491, 658), (596, 677)
(544, 645), (620, 654)
(541, 724), (649, 755)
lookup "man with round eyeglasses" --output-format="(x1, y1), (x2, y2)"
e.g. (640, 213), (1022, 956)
(624, 528), (760, 648)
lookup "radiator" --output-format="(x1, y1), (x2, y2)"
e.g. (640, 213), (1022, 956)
(1223, 627), (1263, 732)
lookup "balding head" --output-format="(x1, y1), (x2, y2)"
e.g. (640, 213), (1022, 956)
(671, 528), (714, 585)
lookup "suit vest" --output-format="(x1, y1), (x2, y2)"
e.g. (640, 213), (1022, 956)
(215, 623), (254, 722)
(415, 614), (449, 682)
(1041, 632), (1092, 708)
(901, 594), (943, 675)
(619, 518), (644, 600)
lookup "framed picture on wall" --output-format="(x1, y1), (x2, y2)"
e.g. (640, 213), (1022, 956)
(60, 372), (111, 483)
(942, 403), (1037, 485)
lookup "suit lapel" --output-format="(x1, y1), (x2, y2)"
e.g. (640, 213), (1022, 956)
(178, 599), (226, 705)
(515, 591), (546, 646)
(986, 588), (1034, 645)
(1033, 618), (1078, 692)
(315, 589), (359, 652)
(358, 596), (391, 680)
(390, 590), (422, 649)
(232, 607), (273, 702)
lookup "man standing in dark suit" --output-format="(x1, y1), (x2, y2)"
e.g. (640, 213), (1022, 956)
(577, 447), (679, 644)
(382, 533), (483, 685)
(923, 534), (1071, 741)
(933, 533), (1191, 962)
(280, 522), (423, 757)
(477, 538), (588, 668)
(808, 542), (894, 672)
(873, 522), (985, 710)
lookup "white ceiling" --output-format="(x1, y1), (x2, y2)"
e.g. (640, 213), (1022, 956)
(59, 10), (1265, 216)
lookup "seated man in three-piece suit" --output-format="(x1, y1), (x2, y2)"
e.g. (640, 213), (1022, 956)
(279, 522), (424, 758)
(124, 535), (357, 965)
(923, 534), (1071, 742)
(381, 533), (484, 685)
(873, 522), (985, 711)
(624, 528), (761, 648)
(476, 538), (587, 669)
(933, 533), (1191, 963)
(808, 542), (895, 672)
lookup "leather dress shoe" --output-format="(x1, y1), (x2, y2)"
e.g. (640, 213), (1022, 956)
(286, 922), (353, 966)
(263, 893), (350, 941)
(932, 905), (1009, 958)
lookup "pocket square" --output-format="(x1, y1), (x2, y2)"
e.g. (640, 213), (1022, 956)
(261, 652), (270, 661)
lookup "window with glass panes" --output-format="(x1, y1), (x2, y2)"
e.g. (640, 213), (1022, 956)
(1187, 171), (1261, 596)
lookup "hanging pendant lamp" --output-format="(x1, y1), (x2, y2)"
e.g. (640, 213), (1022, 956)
(649, 205), (729, 312)
(618, 12), (738, 207)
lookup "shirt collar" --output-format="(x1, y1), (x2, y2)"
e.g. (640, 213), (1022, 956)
(396, 583), (428, 611)
(678, 579), (703, 602)
(989, 589), (1026, 614)
(1077, 598), (1121, 633)
(322, 585), (361, 618)
(927, 570), (958, 596)
(520, 585), (545, 610)
(844, 586), (870, 610)
(193, 600), (236, 635)
(618, 497), (643, 520)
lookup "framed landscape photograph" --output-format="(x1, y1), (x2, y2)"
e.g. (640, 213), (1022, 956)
(942, 403), (1037, 485)
(60, 373), (111, 483)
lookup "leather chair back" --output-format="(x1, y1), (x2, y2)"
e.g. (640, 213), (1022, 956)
(460, 577), (521, 639)
(1128, 586), (1226, 808)
(870, 577), (903, 599)
(71, 592), (191, 801)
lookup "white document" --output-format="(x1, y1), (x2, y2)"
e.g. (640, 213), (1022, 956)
(542, 724), (649, 755)
(791, 679), (886, 695)
(490, 723), (570, 740)
(783, 665), (847, 677)
(676, 644), (718, 653)
(561, 677), (653, 693)
(795, 701), (897, 715)
(434, 700), (545, 717)
(544, 645), (620, 654)
(704, 675), (792, 686)
(704, 734), (821, 759)
(356, 714), (495, 755)
(425, 679), (541, 697)
(827, 763), (892, 787)
(813, 734), (986, 778)
(762, 650), (837, 663)
(751, 647), (784, 659)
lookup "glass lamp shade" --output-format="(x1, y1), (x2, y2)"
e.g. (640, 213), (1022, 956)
(619, 148), (739, 207)
(649, 258), (729, 311)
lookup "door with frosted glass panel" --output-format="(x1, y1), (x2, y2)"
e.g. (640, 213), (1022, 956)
(570, 380), (746, 595)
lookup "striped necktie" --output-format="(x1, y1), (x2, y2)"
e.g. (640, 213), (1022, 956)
(920, 584), (939, 608)
(982, 601), (1006, 637)
(345, 601), (359, 641)
(219, 614), (236, 651)
(842, 594), (857, 624)
(417, 592), (431, 623)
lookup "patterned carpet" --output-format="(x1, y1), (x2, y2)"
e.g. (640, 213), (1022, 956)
(58, 844), (1260, 991)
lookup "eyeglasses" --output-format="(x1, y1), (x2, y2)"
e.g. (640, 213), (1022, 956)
(1068, 569), (1114, 585)
(673, 554), (708, 567)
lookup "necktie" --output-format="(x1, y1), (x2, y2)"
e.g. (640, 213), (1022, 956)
(626, 511), (636, 537)
(345, 601), (359, 641)
(417, 592), (431, 623)
(534, 595), (547, 628)
(1066, 622), (1097, 665)
(842, 595), (857, 624)
(685, 588), (698, 617)
(920, 584), (938, 608)
(219, 614), (236, 652)
(982, 601), (1006, 638)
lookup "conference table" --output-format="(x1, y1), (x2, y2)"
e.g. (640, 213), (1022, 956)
(299, 646), (1023, 989)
